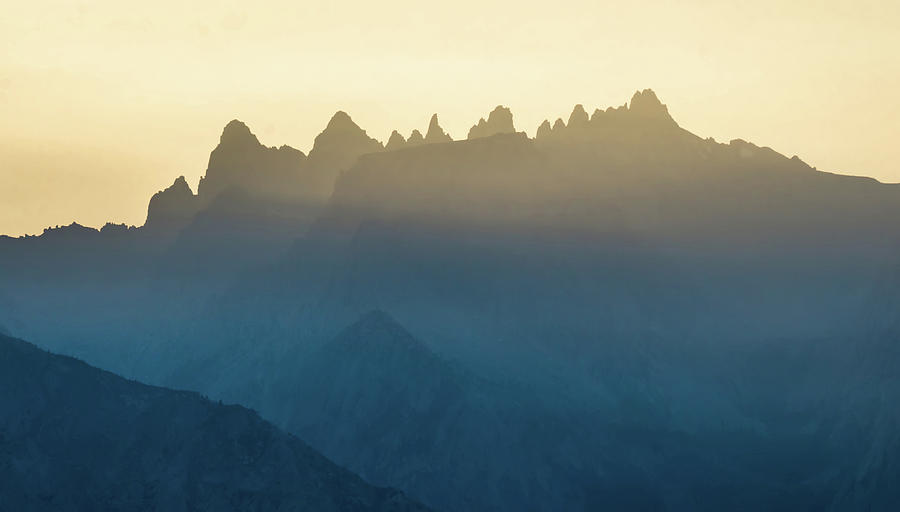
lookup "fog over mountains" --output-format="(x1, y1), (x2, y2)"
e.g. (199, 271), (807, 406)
(0, 332), (427, 511)
(2, 90), (900, 510)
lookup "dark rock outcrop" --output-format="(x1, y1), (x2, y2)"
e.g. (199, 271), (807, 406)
(197, 120), (307, 203)
(535, 119), (552, 139)
(551, 118), (566, 132)
(424, 114), (452, 144)
(567, 104), (589, 129)
(628, 88), (677, 126)
(467, 105), (515, 139)
(305, 111), (384, 196)
(406, 129), (425, 147)
(385, 130), (407, 151)
(145, 176), (199, 230)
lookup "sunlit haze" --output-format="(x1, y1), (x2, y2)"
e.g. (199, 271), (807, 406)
(2, 0), (898, 236)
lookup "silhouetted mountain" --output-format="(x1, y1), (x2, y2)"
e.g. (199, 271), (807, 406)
(567, 103), (589, 129)
(0, 332), (427, 511)
(2, 89), (900, 511)
(313, 91), (900, 248)
(145, 176), (200, 232)
(305, 112), (384, 198)
(198, 120), (307, 203)
(551, 117), (565, 133)
(385, 130), (406, 151)
(467, 105), (515, 139)
(628, 88), (676, 125)
(153, 114), (383, 277)
(423, 114), (452, 144)
(99, 222), (137, 236)
(279, 311), (607, 511)
(39, 221), (100, 239)
(406, 129), (425, 147)
(535, 119), (552, 139)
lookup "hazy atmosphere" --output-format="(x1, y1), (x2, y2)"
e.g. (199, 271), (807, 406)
(4, 3), (900, 510)
(2, 0), (899, 236)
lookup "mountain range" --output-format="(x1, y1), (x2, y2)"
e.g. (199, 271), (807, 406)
(2, 90), (899, 510)
(0, 331), (426, 511)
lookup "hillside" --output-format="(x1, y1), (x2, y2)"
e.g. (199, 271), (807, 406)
(0, 333), (427, 512)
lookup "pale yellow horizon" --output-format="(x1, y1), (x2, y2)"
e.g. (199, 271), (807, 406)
(1, 0), (899, 237)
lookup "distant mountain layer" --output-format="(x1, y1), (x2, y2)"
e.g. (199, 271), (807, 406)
(0, 333), (427, 512)
(2, 90), (900, 511)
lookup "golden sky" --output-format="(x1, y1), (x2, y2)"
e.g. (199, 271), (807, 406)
(1, 0), (899, 236)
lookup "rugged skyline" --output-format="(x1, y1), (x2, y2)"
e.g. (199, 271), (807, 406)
(3, 78), (900, 509)
(4, 88), (894, 240)
(3, 5), (900, 510)
(3, 0), (900, 236)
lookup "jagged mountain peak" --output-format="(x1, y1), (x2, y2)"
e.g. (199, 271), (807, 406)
(325, 110), (362, 133)
(536, 119), (552, 139)
(425, 114), (452, 144)
(407, 129), (425, 146)
(145, 175), (199, 229)
(311, 111), (383, 155)
(629, 89), (676, 125)
(468, 105), (515, 140)
(568, 104), (589, 127)
(386, 130), (407, 151)
(219, 119), (261, 148)
(40, 222), (98, 238)
(169, 175), (193, 194)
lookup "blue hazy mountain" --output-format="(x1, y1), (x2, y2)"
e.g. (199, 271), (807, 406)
(1, 90), (899, 510)
(0, 332), (427, 511)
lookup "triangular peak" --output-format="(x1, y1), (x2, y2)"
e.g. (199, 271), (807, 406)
(425, 113), (453, 144)
(309, 111), (384, 156)
(628, 89), (677, 125)
(385, 130), (407, 151)
(219, 119), (262, 149)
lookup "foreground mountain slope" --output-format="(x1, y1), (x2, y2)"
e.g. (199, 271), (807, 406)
(0, 333), (427, 512)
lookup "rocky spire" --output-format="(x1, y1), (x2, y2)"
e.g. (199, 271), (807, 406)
(219, 119), (261, 149)
(302, 111), (385, 198)
(552, 118), (566, 133)
(535, 119), (552, 139)
(628, 89), (677, 125)
(322, 111), (361, 134)
(385, 130), (406, 151)
(198, 120), (306, 202)
(567, 104), (589, 129)
(469, 118), (489, 139)
(406, 129), (425, 147)
(308, 111), (384, 164)
(424, 114), (453, 144)
(467, 105), (516, 140)
(145, 176), (199, 230)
